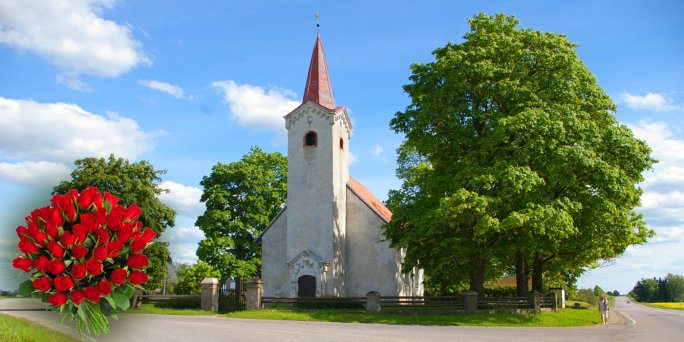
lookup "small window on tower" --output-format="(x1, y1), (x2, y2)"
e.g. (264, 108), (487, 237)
(339, 138), (344, 150)
(304, 131), (317, 147)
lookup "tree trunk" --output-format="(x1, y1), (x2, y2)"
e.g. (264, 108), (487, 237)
(469, 256), (485, 295)
(532, 253), (543, 292)
(515, 250), (528, 296)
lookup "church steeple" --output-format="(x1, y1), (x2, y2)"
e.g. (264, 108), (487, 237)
(303, 34), (336, 109)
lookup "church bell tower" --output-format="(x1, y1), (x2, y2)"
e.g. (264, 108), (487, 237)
(283, 34), (352, 297)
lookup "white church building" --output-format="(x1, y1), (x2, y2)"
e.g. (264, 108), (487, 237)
(260, 34), (424, 298)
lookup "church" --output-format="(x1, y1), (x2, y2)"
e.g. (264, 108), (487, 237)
(260, 34), (424, 298)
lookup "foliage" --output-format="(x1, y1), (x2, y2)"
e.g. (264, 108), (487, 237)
(53, 155), (175, 293)
(0, 313), (79, 342)
(173, 261), (221, 295)
(11, 188), (154, 336)
(384, 13), (654, 294)
(631, 274), (684, 302)
(144, 241), (171, 293)
(196, 147), (287, 281)
(570, 288), (599, 306)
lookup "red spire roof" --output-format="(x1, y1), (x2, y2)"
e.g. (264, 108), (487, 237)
(303, 34), (335, 109)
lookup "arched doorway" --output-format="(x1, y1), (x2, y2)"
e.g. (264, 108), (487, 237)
(297, 275), (316, 297)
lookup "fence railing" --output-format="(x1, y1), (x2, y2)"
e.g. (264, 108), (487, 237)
(259, 292), (556, 314)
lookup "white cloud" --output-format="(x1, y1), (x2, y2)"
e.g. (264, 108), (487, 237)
(139, 80), (190, 99)
(158, 181), (204, 218)
(0, 161), (71, 186)
(0, 0), (149, 88)
(349, 152), (358, 165)
(0, 97), (159, 186)
(620, 92), (680, 112)
(212, 80), (299, 143)
(372, 145), (384, 157)
(163, 225), (205, 264)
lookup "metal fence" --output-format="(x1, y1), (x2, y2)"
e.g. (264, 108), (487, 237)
(219, 279), (246, 311)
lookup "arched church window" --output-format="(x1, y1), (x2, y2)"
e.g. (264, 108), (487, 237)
(304, 131), (317, 147)
(339, 138), (344, 150)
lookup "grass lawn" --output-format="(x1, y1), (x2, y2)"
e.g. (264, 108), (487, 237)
(225, 307), (602, 327)
(121, 303), (217, 316)
(643, 302), (684, 310)
(0, 313), (79, 342)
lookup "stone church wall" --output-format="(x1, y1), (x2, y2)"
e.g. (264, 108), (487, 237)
(261, 209), (289, 297)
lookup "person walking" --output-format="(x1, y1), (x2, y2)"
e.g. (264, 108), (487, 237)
(598, 295), (609, 325)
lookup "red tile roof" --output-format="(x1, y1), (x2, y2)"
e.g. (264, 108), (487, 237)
(347, 177), (392, 222)
(302, 33), (336, 110)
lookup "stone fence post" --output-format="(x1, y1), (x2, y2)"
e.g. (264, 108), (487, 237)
(201, 277), (220, 311)
(246, 278), (264, 310)
(366, 291), (381, 314)
(463, 291), (478, 313)
(529, 291), (542, 313)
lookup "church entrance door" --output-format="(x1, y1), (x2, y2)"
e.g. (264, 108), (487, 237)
(297, 275), (316, 297)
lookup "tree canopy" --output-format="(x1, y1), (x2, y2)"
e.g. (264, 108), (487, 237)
(172, 261), (221, 295)
(384, 13), (655, 295)
(195, 147), (287, 281)
(53, 155), (176, 292)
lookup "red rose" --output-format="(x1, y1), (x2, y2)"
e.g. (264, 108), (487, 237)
(130, 239), (146, 253)
(12, 257), (33, 272)
(45, 223), (58, 240)
(72, 224), (87, 243)
(70, 290), (84, 305)
(61, 231), (76, 247)
(48, 259), (66, 275)
(48, 292), (67, 307)
(32, 231), (48, 247)
(85, 258), (102, 276)
(123, 203), (143, 222)
(48, 240), (64, 258)
(80, 214), (97, 232)
(95, 229), (110, 244)
(32, 276), (51, 292)
(126, 253), (149, 269)
(93, 245), (108, 261)
(108, 206), (125, 230)
(18, 239), (40, 254)
(71, 263), (87, 279)
(16, 225), (31, 239)
(110, 268), (127, 285)
(34, 255), (50, 273)
(71, 245), (87, 259)
(53, 275), (74, 292)
(103, 192), (119, 208)
(49, 207), (63, 230)
(116, 223), (132, 242)
(107, 240), (123, 258)
(84, 286), (100, 303)
(95, 208), (108, 227)
(129, 271), (148, 285)
(78, 186), (97, 210)
(96, 280), (112, 296)
(140, 227), (157, 243)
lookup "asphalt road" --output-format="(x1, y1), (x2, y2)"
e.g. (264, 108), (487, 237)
(1, 297), (682, 341)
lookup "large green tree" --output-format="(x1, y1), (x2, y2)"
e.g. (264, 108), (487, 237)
(384, 13), (654, 295)
(173, 261), (221, 295)
(53, 155), (176, 292)
(196, 147), (287, 281)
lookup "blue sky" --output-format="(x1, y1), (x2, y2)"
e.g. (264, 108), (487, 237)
(1, 0), (682, 294)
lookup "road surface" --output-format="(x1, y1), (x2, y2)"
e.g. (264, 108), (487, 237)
(1, 296), (682, 341)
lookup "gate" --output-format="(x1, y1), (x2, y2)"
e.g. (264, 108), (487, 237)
(219, 278), (246, 311)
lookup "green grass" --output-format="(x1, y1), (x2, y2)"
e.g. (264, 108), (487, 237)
(121, 303), (217, 316)
(0, 313), (79, 342)
(224, 307), (602, 327)
(643, 302), (684, 310)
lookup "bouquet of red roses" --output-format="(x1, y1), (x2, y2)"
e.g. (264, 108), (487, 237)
(11, 186), (156, 335)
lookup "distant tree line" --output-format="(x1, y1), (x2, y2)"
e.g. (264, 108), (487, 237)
(630, 274), (684, 302)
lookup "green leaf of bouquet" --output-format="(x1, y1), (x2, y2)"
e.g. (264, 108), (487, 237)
(100, 298), (117, 317)
(111, 292), (130, 311)
(123, 284), (135, 298)
(104, 295), (117, 310)
(18, 279), (33, 297)
(77, 304), (86, 322)
(103, 200), (112, 213)
(64, 259), (73, 267)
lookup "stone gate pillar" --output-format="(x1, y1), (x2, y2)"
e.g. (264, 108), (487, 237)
(201, 277), (220, 311)
(246, 278), (264, 310)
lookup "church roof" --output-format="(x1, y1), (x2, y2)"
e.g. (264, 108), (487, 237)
(347, 177), (393, 223)
(302, 33), (336, 110)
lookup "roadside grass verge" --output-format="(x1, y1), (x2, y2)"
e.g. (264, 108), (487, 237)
(224, 307), (601, 327)
(122, 303), (217, 316)
(643, 302), (684, 310)
(0, 313), (78, 342)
